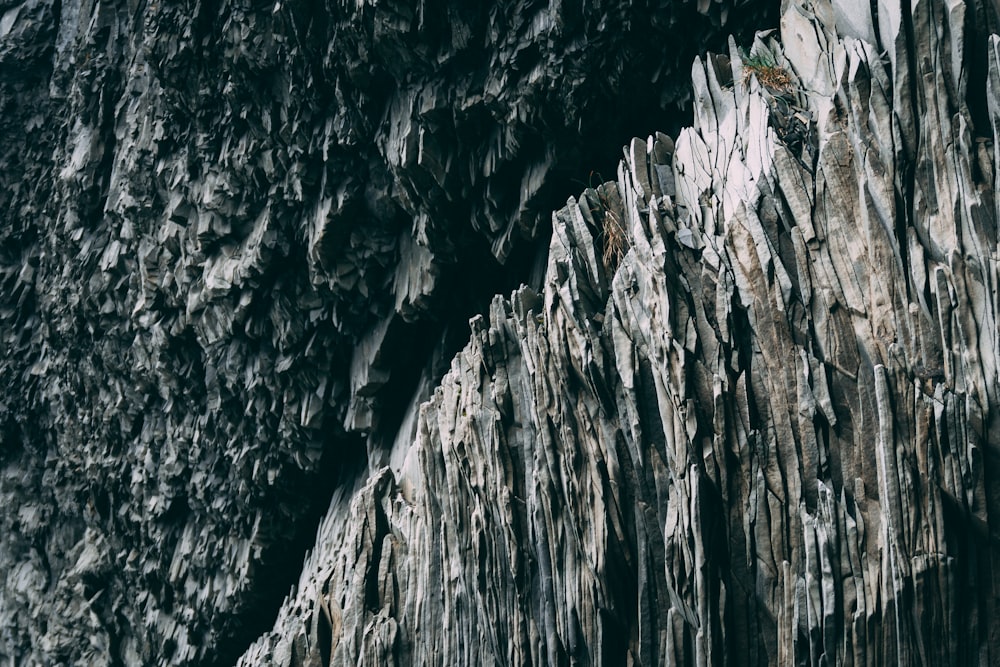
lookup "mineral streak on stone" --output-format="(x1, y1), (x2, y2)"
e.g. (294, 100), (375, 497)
(238, 0), (1000, 664)
(0, 0), (777, 664)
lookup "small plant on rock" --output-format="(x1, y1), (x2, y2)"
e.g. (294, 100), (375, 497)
(600, 202), (628, 276)
(740, 48), (793, 93)
(584, 172), (629, 276)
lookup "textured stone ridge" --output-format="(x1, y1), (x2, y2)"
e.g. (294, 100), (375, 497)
(0, 0), (774, 665)
(239, 0), (1000, 664)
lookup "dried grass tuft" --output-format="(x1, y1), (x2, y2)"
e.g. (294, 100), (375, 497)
(600, 206), (628, 276)
(741, 52), (794, 93)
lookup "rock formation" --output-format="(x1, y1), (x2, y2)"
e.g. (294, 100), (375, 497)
(239, 0), (1000, 664)
(5, 0), (1000, 664)
(0, 0), (771, 664)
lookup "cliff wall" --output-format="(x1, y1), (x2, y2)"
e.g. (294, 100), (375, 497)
(241, 0), (1000, 663)
(0, 0), (771, 664)
(5, 0), (1000, 664)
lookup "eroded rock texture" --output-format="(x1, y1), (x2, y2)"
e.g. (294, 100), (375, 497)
(239, 0), (1000, 664)
(0, 0), (775, 665)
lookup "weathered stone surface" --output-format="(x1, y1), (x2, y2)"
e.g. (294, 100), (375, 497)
(0, 0), (775, 665)
(238, 0), (1000, 664)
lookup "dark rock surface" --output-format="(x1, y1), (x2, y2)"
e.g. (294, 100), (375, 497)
(0, 0), (775, 664)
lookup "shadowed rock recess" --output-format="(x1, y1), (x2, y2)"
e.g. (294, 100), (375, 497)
(6, 0), (1000, 665)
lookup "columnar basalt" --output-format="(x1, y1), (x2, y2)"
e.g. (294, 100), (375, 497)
(0, 0), (774, 664)
(241, 0), (1000, 664)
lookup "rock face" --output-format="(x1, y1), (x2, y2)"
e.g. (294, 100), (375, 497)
(0, 0), (775, 665)
(239, 0), (1000, 664)
(4, 0), (1000, 663)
